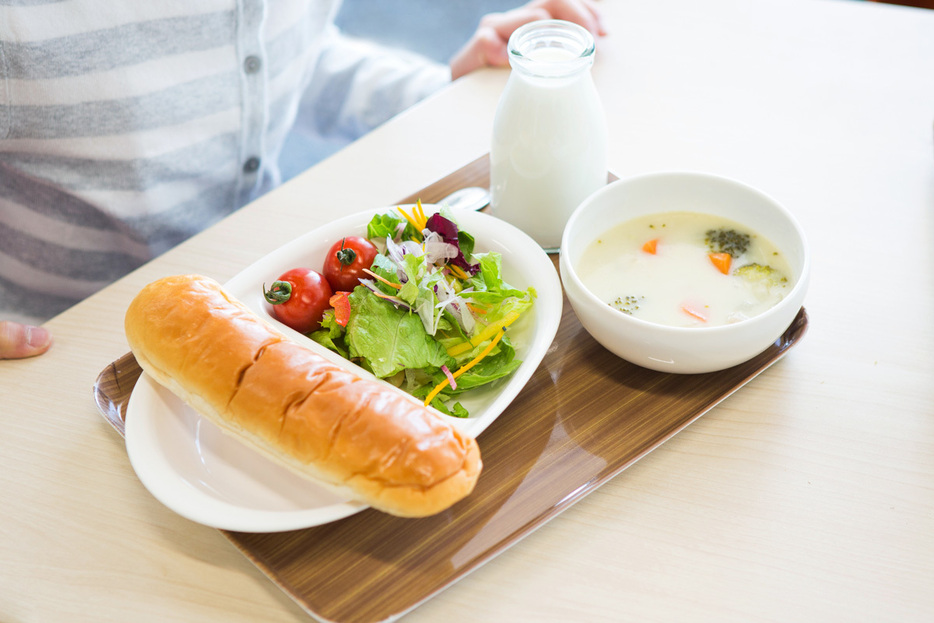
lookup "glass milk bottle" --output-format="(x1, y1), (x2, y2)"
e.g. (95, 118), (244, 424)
(490, 19), (607, 251)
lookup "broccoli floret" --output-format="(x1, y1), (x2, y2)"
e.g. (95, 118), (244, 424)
(735, 263), (788, 288)
(611, 295), (644, 315)
(705, 229), (751, 257)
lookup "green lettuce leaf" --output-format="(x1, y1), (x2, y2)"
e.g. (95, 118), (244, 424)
(308, 310), (348, 358)
(345, 287), (454, 378)
(465, 252), (532, 304)
(367, 212), (420, 242)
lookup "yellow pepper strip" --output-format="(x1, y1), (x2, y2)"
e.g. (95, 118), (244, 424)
(447, 310), (520, 357)
(449, 264), (469, 280)
(397, 205), (421, 232)
(415, 199), (427, 228)
(424, 328), (506, 407)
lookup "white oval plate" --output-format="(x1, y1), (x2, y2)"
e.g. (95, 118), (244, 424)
(125, 205), (563, 532)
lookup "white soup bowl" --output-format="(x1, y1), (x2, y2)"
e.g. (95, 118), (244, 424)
(559, 171), (810, 373)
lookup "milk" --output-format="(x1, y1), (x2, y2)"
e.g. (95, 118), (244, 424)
(490, 21), (607, 251)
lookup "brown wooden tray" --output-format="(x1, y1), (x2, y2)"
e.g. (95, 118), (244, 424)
(94, 155), (809, 623)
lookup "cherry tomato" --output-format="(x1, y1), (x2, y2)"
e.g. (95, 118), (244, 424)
(263, 268), (332, 333)
(323, 236), (378, 292)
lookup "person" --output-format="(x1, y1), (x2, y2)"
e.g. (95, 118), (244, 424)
(0, 321), (53, 359)
(0, 0), (604, 360)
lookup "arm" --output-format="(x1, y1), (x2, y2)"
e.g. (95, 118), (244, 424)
(295, 25), (452, 141)
(296, 0), (605, 141)
(450, 0), (607, 80)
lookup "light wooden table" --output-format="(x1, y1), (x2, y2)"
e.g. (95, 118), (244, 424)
(3, 0), (933, 621)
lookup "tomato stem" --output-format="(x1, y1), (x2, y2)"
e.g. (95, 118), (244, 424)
(336, 238), (357, 270)
(263, 280), (292, 305)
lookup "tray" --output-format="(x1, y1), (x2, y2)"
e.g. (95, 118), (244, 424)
(94, 154), (809, 623)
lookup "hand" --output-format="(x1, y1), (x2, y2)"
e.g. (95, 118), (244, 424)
(0, 321), (53, 359)
(450, 0), (607, 80)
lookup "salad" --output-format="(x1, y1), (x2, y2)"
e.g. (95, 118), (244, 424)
(264, 202), (537, 417)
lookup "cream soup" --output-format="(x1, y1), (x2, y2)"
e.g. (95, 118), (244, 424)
(577, 211), (793, 328)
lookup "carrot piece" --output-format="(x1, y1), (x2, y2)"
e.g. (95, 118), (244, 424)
(329, 292), (351, 327)
(361, 268), (401, 289)
(708, 252), (732, 274)
(680, 304), (709, 322)
(642, 238), (658, 254)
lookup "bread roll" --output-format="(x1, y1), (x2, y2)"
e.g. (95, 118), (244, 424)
(124, 274), (482, 517)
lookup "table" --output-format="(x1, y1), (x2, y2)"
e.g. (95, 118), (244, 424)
(3, 0), (933, 621)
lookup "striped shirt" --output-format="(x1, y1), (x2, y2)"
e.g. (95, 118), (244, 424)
(0, 0), (450, 325)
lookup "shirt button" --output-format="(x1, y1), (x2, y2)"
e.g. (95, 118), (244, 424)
(243, 157), (260, 173)
(243, 55), (262, 74)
